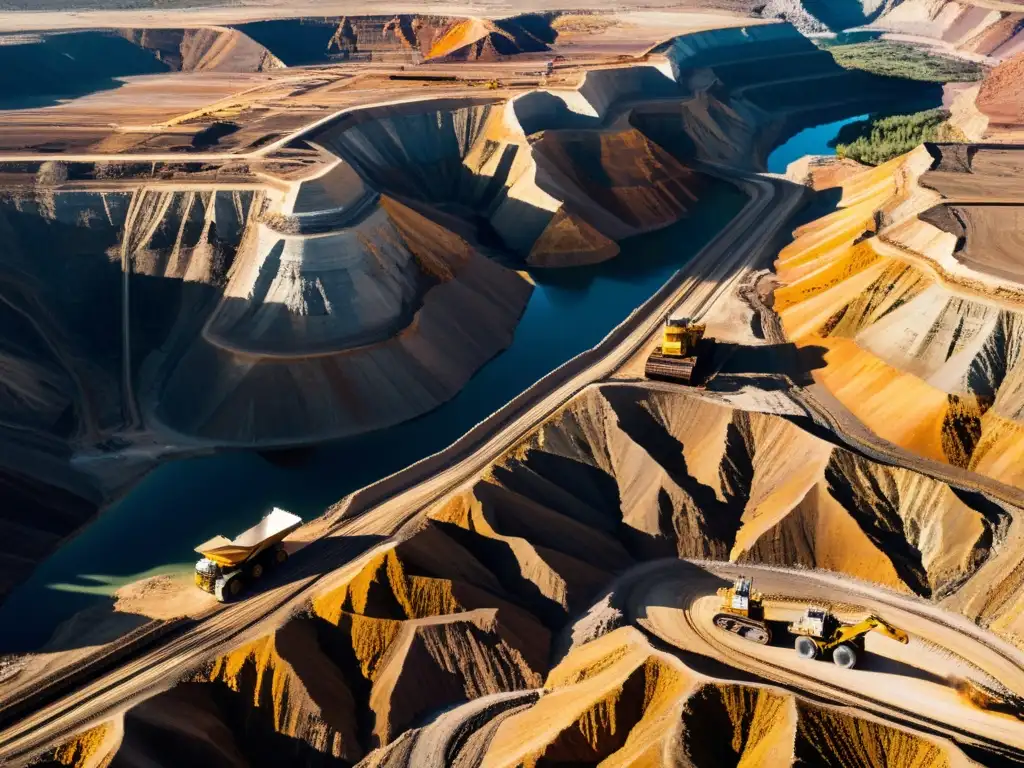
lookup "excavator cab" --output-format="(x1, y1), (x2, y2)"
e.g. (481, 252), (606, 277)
(662, 318), (705, 358)
(789, 606), (837, 639)
(713, 576), (770, 645)
(728, 577), (754, 613)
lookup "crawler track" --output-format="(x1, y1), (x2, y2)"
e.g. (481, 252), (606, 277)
(630, 560), (1024, 760)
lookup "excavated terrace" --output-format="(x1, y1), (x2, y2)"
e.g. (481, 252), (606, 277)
(0, 21), (937, 606)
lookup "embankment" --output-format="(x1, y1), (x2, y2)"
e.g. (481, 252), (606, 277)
(0, 20), (938, 604)
(29, 383), (1014, 766)
(774, 143), (1024, 492)
(873, 0), (1024, 60)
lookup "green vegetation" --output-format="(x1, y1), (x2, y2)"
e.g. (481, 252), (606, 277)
(830, 108), (966, 165)
(824, 41), (984, 83)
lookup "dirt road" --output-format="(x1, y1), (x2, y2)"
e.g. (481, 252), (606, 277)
(0, 162), (800, 764)
(0, 4), (757, 33)
(626, 559), (1024, 758)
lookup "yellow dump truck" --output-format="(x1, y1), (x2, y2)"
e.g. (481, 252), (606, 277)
(194, 508), (302, 602)
(644, 317), (706, 384)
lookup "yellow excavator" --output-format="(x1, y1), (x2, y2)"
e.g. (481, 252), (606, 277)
(789, 607), (909, 669)
(644, 318), (706, 384)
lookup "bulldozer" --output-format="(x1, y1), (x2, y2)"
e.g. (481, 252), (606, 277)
(194, 508), (302, 602)
(644, 317), (705, 384)
(788, 607), (909, 669)
(713, 576), (772, 645)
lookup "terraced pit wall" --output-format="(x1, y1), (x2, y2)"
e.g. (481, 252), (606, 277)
(30, 384), (1005, 766)
(0, 20), (939, 605)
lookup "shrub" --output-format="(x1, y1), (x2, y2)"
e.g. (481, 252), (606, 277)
(830, 108), (963, 165)
(824, 41), (984, 83)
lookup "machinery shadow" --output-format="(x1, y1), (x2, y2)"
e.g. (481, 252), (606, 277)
(857, 653), (948, 686)
(701, 342), (828, 389)
(763, 622), (947, 685)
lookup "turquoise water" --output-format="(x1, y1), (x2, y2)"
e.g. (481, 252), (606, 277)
(1, 185), (749, 651)
(766, 114), (869, 174)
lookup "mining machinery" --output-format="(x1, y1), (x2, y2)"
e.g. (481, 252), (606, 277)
(789, 607), (909, 669)
(713, 576), (772, 645)
(194, 508), (302, 601)
(644, 317), (706, 384)
(712, 577), (910, 669)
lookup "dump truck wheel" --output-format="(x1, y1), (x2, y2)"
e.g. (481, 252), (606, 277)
(274, 547), (288, 565)
(249, 562), (264, 580)
(833, 643), (858, 669)
(795, 636), (820, 661)
(216, 573), (245, 602)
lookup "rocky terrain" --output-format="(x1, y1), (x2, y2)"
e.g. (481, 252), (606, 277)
(7, 9), (1024, 767)
(775, 142), (1024, 491)
(28, 383), (1019, 766)
(119, 27), (284, 71)
(873, 0), (1024, 59)
(0, 21), (936, 603)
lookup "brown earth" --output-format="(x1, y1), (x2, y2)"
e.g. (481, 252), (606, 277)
(0, 17), (789, 604)
(876, 0), (1024, 60)
(30, 383), (1017, 766)
(118, 27), (284, 72)
(977, 51), (1024, 130)
(775, 144), (1024, 492)
(4, 17), (1010, 767)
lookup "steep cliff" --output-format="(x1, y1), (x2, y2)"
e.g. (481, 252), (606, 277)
(874, 0), (1024, 60)
(775, 144), (1024, 491)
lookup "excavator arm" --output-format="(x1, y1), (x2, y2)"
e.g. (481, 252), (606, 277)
(864, 615), (910, 644)
(829, 615), (909, 649)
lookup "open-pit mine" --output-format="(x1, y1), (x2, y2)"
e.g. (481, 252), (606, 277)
(2, 1), (1024, 766)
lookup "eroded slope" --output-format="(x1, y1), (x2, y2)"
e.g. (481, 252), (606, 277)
(775, 143), (1024, 490)
(31, 383), (1014, 766)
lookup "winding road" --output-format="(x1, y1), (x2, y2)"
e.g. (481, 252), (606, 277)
(626, 560), (1024, 760)
(0, 161), (797, 764)
(1, 150), (1022, 764)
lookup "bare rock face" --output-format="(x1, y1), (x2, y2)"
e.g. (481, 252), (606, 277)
(118, 28), (284, 72)
(35, 381), (1008, 766)
(760, 0), (905, 33)
(775, 145), (1024, 491)
(873, 0), (1024, 60)
(0, 169), (534, 604)
(152, 194), (532, 444)
(0, 16), (937, 607)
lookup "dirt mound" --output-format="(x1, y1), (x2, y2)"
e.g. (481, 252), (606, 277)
(531, 127), (704, 232)
(119, 28), (283, 72)
(977, 52), (1024, 130)
(425, 17), (550, 62)
(453, 628), (962, 766)
(227, 14), (555, 66)
(482, 627), (695, 765)
(34, 720), (122, 768)
(36, 381), (1008, 766)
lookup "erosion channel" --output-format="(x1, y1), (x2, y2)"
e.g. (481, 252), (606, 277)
(0, 23), (942, 652)
(1, 188), (746, 650)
